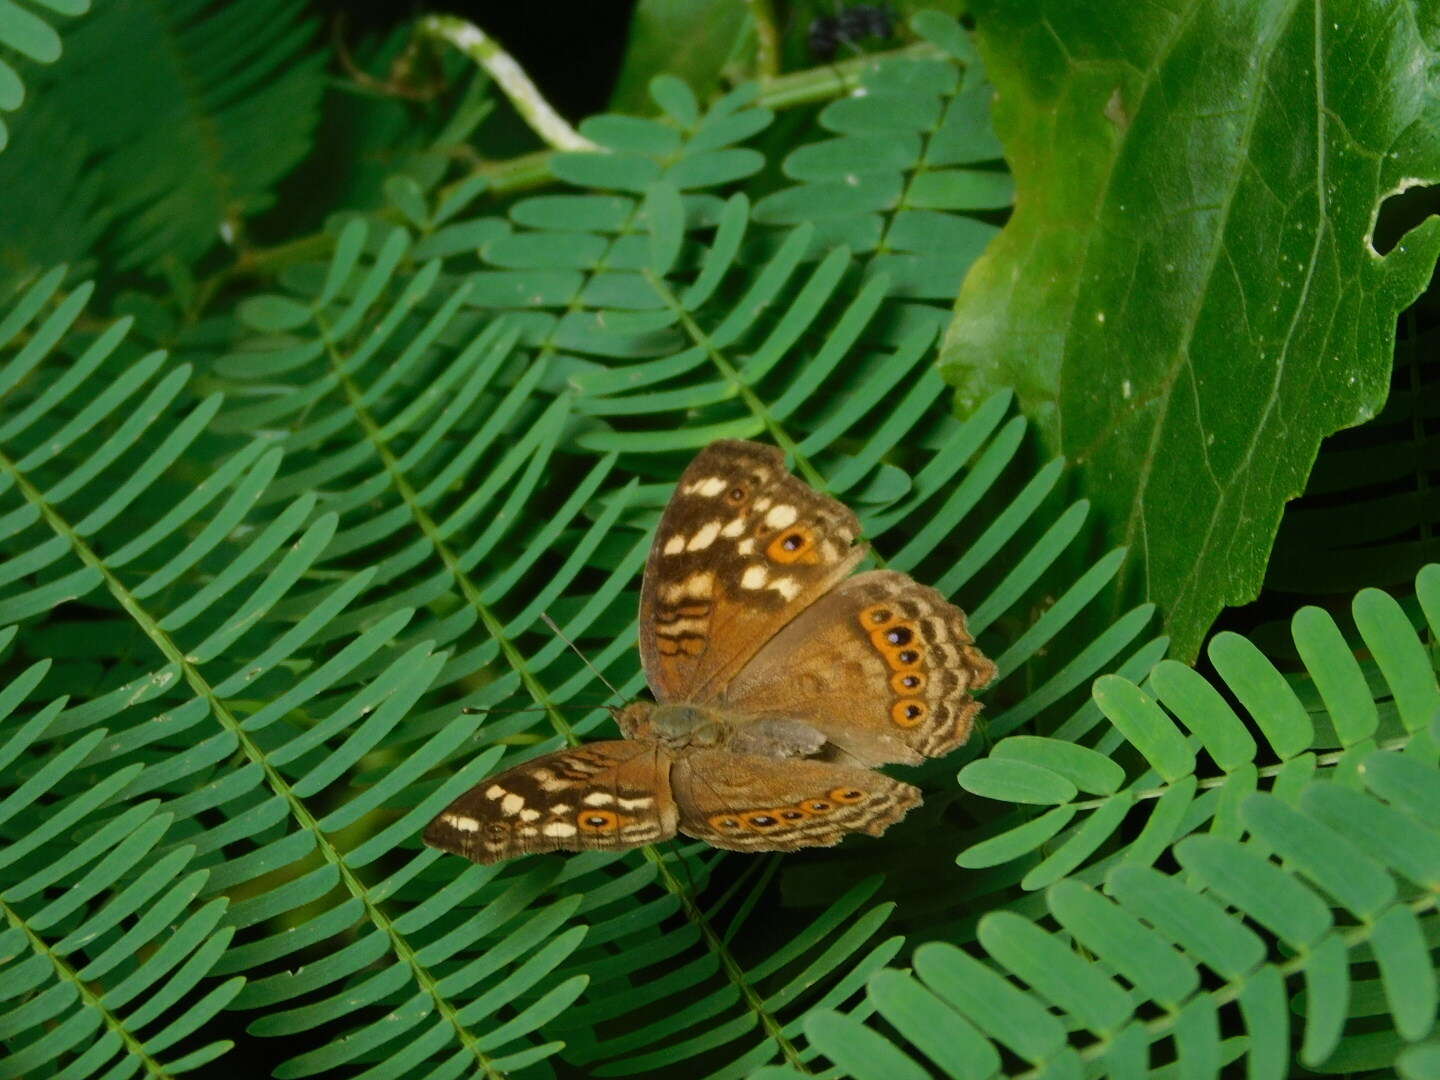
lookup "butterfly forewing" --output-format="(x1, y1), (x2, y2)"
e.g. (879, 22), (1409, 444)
(672, 750), (920, 851)
(423, 741), (677, 864)
(723, 570), (997, 766)
(639, 440), (864, 704)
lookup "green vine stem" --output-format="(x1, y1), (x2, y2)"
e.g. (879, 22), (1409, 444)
(419, 15), (597, 153)
(747, 0), (782, 80)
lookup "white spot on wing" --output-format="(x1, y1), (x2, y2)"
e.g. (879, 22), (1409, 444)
(664, 572), (714, 602)
(448, 815), (480, 832)
(543, 822), (578, 837)
(687, 521), (721, 551)
(742, 565), (768, 589)
(583, 791), (615, 806)
(663, 535), (685, 555)
(619, 796), (653, 810)
(501, 793), (525, 816)
(769, 576), (801, 601)
(485, 785), (505, 800)
(720, 517), (747, 538)
(765, 504), (797, 529)
(737, 538), (755, 556)
(520, 808), (540, 822)
(690, 476), (726, 497)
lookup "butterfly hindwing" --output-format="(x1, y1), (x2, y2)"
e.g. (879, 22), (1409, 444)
(723, 570), (996, 766)
(423, 741), (677, 864)
(639, 440), (864, 704)
(672, 749), (920, 852)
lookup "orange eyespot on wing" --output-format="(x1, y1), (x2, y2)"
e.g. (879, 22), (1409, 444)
(673, 750), (920, 852)
(766, 526), (820, 564)
(577, 809), (625, 832)
(890, 699), (928, 728)
(860, 604), (897, 628)
(891, 671), (926, 693)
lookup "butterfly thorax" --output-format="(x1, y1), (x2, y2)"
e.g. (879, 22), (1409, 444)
(614, 701), (727, 749)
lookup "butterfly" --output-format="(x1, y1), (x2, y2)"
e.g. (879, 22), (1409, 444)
(424, 440), (995, 863)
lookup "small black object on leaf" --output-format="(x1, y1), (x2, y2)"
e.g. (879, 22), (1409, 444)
(808, 3), (898, 61)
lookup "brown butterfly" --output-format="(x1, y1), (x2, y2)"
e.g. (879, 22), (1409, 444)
(424, 440), (995, 863)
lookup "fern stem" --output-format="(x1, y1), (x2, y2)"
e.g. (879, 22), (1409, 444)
(756, 40), (947, 109)
(639, 268), (893, 572)
(315, 311), (577, 745)
(643, 848), (814, 1074)
(0, 895), (180, 1079)
(0, 447), (510, 1080)
(421, 15), (598, 153)
(641, 269), (825, 490)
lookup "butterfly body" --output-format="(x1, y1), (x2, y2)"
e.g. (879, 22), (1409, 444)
(425, 441), (995, 864)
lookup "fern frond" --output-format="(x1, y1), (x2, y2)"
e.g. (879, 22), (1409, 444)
(0, 0), (87, 153)
(795, 564), (1440, 1079)
(0, 632), (242, 1076)
(0, 104), (109, 295)
(0, 275), (602, 1076)
(753, 13), (1007, 301)
(26, 0), (324, 270)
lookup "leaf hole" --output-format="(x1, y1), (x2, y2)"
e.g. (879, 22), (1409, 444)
(1372, 182), (1440, 257)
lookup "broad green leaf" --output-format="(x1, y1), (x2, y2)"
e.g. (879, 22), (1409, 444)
(943, 1), (1440, 658)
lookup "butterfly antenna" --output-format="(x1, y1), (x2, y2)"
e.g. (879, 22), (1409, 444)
(663, 837), (701, 899)
(463, 704), (578, 715)
(540, 612), (625, 705)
